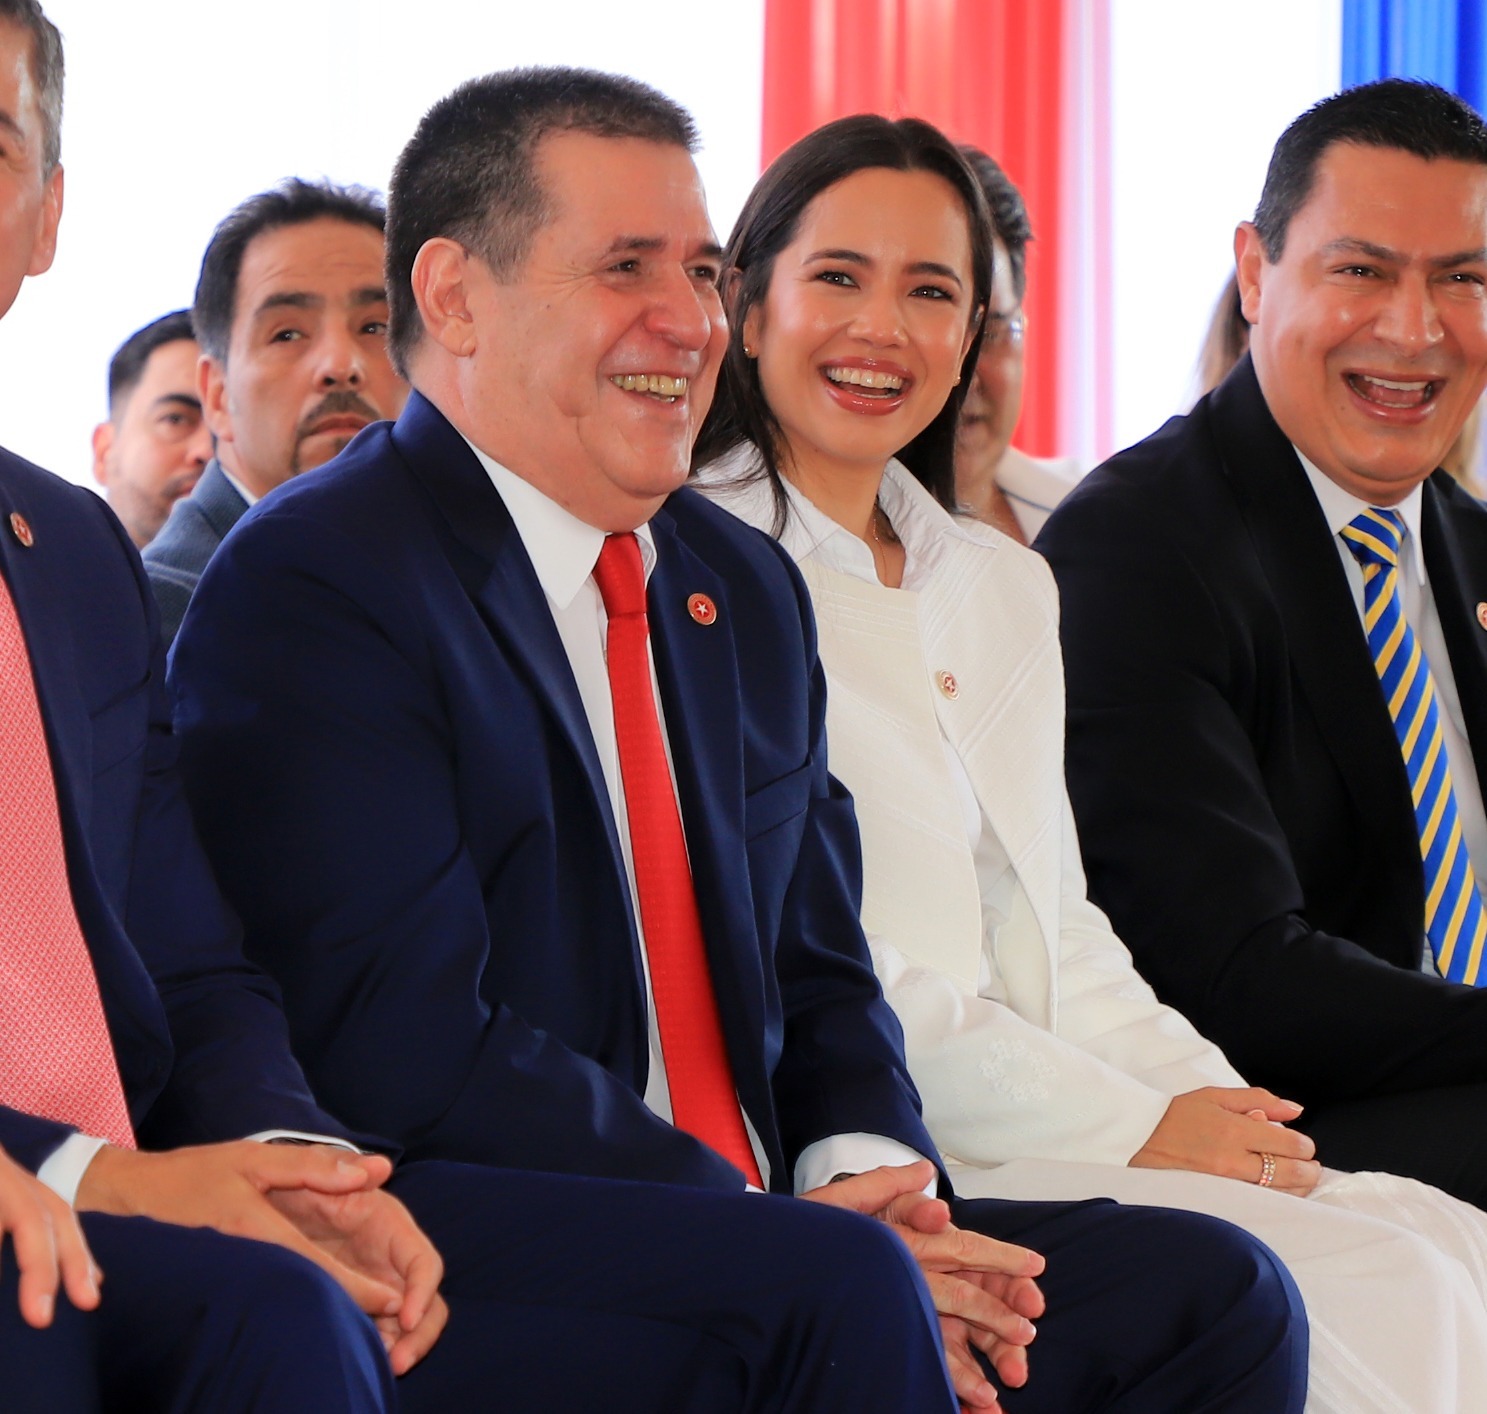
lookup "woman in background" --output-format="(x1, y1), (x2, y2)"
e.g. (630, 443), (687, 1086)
(694, 112), (1487, 1414)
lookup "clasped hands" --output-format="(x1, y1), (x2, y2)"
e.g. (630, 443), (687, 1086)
(0, 1139), (444, 1375)
(1130, 1086), (1321, 1195)
(804, 1159), (1043, 1411)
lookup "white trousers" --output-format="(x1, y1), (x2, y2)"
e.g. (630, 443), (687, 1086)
(948, 1159), (1487, 1414)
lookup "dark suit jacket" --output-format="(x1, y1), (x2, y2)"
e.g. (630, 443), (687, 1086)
(0, 445), (354, 1172)
(170, 392), (931, 1193)
(143, 459), (248, 647)
(1035, 357), (1487, 1105)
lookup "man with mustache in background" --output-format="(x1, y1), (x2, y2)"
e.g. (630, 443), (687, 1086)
(146, 179), (405, 645)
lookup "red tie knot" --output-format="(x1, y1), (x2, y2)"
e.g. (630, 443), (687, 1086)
(593, 532), (648, 619)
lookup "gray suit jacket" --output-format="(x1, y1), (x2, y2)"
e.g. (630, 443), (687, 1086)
(143, 459), (248, 646)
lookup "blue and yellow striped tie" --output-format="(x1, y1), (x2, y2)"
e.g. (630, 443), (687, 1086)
(1342, 507), (1487, 984)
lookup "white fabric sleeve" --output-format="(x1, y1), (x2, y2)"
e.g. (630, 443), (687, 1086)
(247, 1130), (365, 1152)
(1049, 793), (1247, 1095)
(875, 936), (1175, 1167)
(36, 1134), (109, 1208)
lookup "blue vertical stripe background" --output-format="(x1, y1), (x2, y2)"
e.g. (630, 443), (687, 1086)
(1343, 0), (1487, 112)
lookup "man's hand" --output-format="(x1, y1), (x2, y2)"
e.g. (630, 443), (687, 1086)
(0, 1143), (100, 1329)
(803, 1161), (1044, 1411)
(268, 1183), (447, 1375)
(76, 1140), (445, 1370)
(1130, 1087), (1320, 1195)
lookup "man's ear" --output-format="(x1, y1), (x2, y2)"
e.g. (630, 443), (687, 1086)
(200, 352), (233, 447)
(26, 164), (63, 278)
(90, 419), (114, 487)
(411, 238), (478, 358)
(1234, 222), (1266, 326)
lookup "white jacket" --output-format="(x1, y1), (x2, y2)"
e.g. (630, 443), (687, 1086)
(698, 450), (1242, 1168)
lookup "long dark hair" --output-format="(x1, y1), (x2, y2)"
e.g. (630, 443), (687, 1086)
(693, 114), (993, 523)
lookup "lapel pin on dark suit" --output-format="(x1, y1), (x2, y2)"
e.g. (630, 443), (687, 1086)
(1476, 602), (1487, 631)
(8, 513), (33, 548)
(688, 593), (717, 626)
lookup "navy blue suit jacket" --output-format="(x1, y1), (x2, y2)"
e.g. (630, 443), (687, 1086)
(0, 446), (354, 1172)
(1037, 357), (1487, 1104)
(172, 392), (932, 1193)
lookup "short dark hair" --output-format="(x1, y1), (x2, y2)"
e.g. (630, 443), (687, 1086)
(960, 145), (1033, 300)
(193, 178), (386, 364)
(386, 66), (697, 375)
(106, 310), (196, 414)
(1255, 79), (1487, 260)
(0, 0), (63, 174)
(693, 114), (993, 522)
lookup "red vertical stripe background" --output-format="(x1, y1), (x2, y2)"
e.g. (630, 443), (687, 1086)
(761, 0), (1067, 457)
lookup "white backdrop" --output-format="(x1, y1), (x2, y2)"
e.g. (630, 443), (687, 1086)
(1108, 0), (1342, 452)
(2, 1), (1342, 485)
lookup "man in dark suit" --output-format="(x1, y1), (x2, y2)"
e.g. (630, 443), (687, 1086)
(173, 65), (1308, 1412)
(89, 311), (211, 549)
(0, 8), (979, 1411)
(1039, 78), (1487, 1205)
(145, 179), (407, 646)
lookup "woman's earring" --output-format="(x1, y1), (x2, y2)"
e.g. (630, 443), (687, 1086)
(742, 343), (756, 358)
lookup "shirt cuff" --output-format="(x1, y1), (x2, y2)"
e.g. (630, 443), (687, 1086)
(248, 1130), (364, 1153)
(36, 1130), (364, 1211)
(36, 1134), (109, 1208)
(794, 1134), (938, 1197)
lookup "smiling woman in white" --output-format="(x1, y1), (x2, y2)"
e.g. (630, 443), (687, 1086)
(693, 113), (1487, 1414)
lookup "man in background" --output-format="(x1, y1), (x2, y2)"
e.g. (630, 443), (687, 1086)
(145, 179), (405, 643)
(90, 310), (210, 547)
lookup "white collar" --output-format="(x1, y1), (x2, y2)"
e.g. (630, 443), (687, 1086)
(216, 462), (259, 509)
(1296, 447), (1425, 586)
(694, 445), (994, 589)
(461, 434), (657, 605)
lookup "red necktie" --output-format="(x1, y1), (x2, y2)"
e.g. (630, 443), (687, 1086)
(0, 571), (135, 1149)
(592, 533), (762, 1185)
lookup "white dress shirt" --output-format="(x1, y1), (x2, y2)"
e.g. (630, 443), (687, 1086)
(1298, 454), (1487, 965)
(467, 439), (928, 1194)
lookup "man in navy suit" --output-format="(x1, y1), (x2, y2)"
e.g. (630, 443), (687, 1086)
(0, 7), (980, 1411)
(174, 65), (1309, 1412)
(145, 179), (407, 646)
(1038, 80), (1487, 1205)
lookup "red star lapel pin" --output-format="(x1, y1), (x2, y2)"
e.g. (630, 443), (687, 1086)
(8, 512), (33, 548)
(688, 592), (717, 626)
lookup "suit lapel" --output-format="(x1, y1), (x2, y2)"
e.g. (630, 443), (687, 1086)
(1209, 360), (1420, 867)
(390, 394), (627, 890)
(0, 480), (91, 830)
(1422, 474), (1487, 804)
(644, 510), (770, 1113)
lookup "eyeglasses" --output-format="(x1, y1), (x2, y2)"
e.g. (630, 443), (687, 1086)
(982, 309), (1026, 350)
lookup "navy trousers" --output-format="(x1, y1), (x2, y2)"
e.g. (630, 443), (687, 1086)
(0, 1168), (1306, 1413)
(389, 1160), (958, 1412)
(0, 1215), (393, 1413)
(0, 1162), (959, 1413)
(954, 1196), (1309, 1413)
